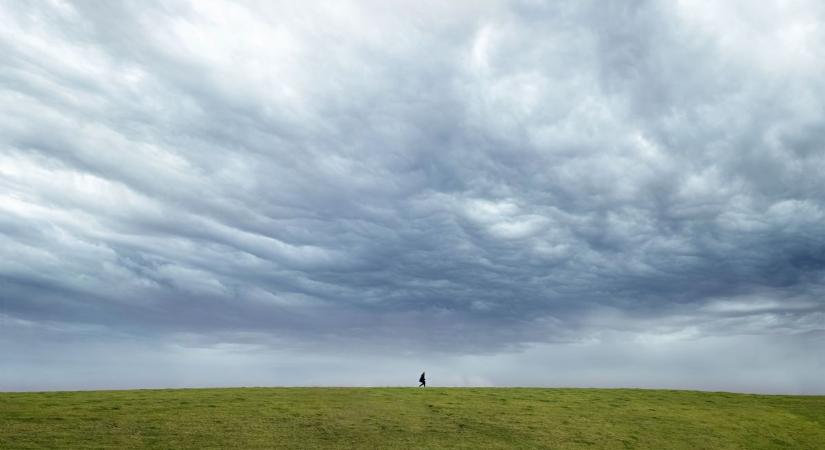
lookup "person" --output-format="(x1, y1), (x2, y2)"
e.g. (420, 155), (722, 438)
(419, 371), (426, 387)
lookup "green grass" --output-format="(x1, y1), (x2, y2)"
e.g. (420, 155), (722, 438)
(1, 387), (824, 449)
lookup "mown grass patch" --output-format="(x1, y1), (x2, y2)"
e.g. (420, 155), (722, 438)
(1, 387), (823, 449)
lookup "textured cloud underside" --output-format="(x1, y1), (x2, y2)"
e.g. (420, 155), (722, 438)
(1, 1), (824, 391)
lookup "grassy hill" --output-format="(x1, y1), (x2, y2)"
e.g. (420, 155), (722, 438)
(1, 387), (824, 449)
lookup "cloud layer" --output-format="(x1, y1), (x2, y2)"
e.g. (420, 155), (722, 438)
(2, 0), (824, 392)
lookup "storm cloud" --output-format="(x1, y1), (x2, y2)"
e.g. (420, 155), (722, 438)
(2, 0), (824, 393)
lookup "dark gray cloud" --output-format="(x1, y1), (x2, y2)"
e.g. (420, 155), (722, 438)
(1, 0), (824, 392)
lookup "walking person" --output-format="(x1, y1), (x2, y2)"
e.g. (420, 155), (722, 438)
(419, 371), (426, 387)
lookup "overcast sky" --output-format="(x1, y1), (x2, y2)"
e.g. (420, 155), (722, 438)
(2, 0), (824, 393)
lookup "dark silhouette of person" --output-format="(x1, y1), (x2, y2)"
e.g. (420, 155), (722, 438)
(419, 371), (426, 387)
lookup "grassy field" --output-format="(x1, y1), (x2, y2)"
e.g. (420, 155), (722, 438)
(1, 387), (824, 449)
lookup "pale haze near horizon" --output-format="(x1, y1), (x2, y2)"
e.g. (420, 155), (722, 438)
(1, 0), (824, 394)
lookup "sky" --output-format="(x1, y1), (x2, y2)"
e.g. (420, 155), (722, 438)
(1, 0), (824, 394)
